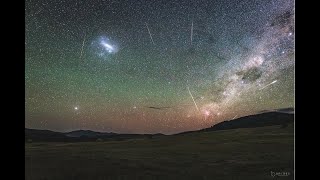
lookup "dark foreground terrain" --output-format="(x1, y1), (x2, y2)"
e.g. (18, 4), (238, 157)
(25, 123), (294, 180)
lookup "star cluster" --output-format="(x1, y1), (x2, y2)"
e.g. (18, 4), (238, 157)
(26, 0), (294, 134)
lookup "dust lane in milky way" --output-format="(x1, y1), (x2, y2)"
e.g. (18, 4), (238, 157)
(25, 0), (294, 134)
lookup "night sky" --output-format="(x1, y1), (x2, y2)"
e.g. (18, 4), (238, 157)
(25, 0), (294, 134)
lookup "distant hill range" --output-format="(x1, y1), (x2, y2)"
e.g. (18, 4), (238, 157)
(25, 129), (164, 142)
(26, 108), (294, 142)
(25, 129), (70, 142)
(257, 107), (294, 114)
(64, 130), (116, 138)
(178, 108), (294, 135)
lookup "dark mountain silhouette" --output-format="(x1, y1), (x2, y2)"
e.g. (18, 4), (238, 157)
(258, 107), (294, 114)
(25, 129), (70, 142)
(177, 109), (294, 135)
(203, 112), (293, 131)
(274, 107), (294, 114)
(25, 129), (165, 142)
(26, 108), (293, 141)
(64, 130), (115, 138)
(146, 106), (172, 110)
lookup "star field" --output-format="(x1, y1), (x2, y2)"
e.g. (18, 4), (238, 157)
(26, 0), (294, 134)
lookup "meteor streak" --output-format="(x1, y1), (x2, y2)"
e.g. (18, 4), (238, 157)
(145, 22), (155, 45)
(187, 86), (199, 111)
(79, 33), (86, 59)
(190, 20), (193, 45)
(259, 80), (278, 90)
